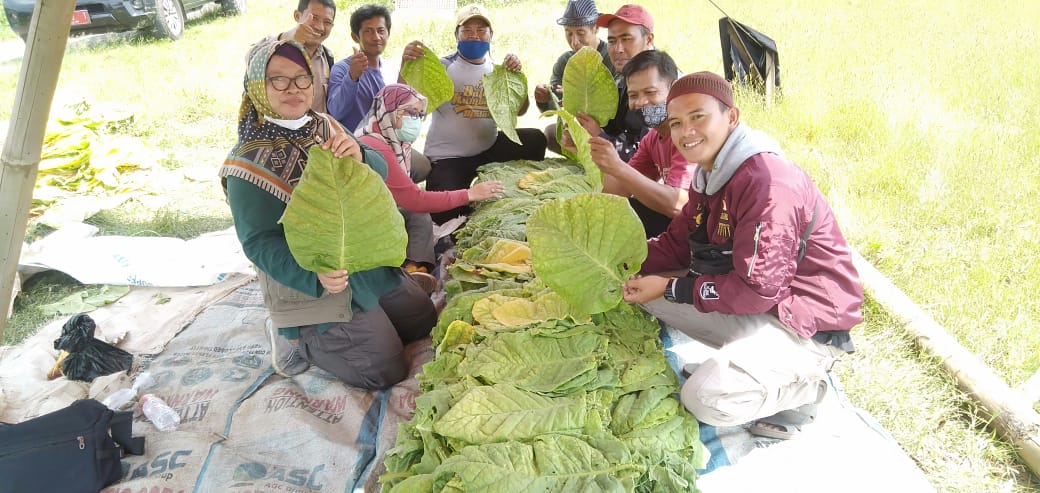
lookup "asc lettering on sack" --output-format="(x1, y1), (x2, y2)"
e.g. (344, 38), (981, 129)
(123, 450), (192, 480)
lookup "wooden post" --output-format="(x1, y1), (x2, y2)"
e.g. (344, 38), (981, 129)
(764, 53), (776, 106)
(852, 251), (1040, 476)
(0, 0), (76, 341)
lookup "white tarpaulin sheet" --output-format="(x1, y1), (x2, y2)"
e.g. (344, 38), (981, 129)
(18, 223), (254, 287)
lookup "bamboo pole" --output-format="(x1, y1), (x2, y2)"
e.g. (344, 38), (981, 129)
(1018, 370), (1040, 404)
(0, 0), (76, 341)
(852, 251), (1040, 476)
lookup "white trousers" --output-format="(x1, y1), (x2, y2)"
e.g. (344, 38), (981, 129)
(642, 297), (845, 427)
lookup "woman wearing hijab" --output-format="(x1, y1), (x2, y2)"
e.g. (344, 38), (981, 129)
(220, 40), (436, 389)
(354, 83), (505, 288)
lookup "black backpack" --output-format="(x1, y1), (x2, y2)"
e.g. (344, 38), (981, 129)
(0, 399), (145, 493)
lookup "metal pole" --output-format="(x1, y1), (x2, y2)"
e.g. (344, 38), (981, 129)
(0, 0), (76, 340)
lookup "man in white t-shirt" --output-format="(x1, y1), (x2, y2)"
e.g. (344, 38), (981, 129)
(401, 3), (546, 224)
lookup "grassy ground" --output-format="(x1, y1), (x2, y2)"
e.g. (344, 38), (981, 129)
(0, 7), (14, 41)
(2, 0), (1039, 490)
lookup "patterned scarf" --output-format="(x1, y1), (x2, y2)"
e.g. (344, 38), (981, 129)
(219, 39), (340, 203)
(355, 84), (426, 174)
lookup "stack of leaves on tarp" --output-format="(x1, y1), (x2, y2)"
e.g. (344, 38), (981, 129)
(36, 99), (154, 201)
(31, 98), (158, 229)
(380, 160), (707, 492)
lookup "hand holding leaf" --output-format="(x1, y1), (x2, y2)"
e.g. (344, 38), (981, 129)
(484, 64), (528, 144)
(542, 109), (601, 191)
(318, 270), (349, 294)
(401, 44), (453, 110)
(562, 46), (618, 127)
(526, 194), (647, 314)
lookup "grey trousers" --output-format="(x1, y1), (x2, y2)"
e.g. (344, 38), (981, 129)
(409, 148), (431, 183)
(297, 273), (436, 390)
(543, 122), (562, 155)
(642, 297), (845, 426)
(402, 209), (435, 268)
(403, 149), (435, 268)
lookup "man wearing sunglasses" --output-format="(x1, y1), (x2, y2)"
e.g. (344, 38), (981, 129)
(247, 0), (337, 113)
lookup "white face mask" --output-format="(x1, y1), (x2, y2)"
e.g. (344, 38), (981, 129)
(266, 114), (312, 130)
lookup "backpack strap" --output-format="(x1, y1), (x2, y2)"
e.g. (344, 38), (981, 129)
(797, 204), (818, 263)
(109, 411), (145, 456)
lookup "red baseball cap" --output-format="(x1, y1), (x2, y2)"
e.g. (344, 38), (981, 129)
(595, 4), (653, 32)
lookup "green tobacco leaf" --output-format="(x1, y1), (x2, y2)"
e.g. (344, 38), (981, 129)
(401, 45), (454, 110)
(562, 46), (619, 126)
(526, 194), (647, 314)
(82, 285), (130, 306)
(39, 292), (95, 317)
(433, 384), (588, 443)
(457, 331), (607, 394)
(39, 285), (132, 316)
(483, 64), (528, 144)
(430, 437), (638, 492)
(432, 442), (544, 492)
(280, 147), (406, 273)
(541, 109), (601, 191)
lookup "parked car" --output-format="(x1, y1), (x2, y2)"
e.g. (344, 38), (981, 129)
(3, 0), (245, 41)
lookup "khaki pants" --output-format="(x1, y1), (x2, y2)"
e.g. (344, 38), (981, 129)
(642, 297), (844, 427)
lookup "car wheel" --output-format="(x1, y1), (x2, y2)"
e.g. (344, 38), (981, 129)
(151, 0), (185, 40)
(220, 0), (245, 16)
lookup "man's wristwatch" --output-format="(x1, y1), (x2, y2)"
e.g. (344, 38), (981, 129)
(663, 277), (679, 303)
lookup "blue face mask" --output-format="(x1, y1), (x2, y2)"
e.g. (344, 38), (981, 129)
(395, 116), (422, 143)
(457, 40), (490, 60)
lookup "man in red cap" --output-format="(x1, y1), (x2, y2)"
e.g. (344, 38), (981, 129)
(623, 72), (864, 440)
(563, 4), (656, 162)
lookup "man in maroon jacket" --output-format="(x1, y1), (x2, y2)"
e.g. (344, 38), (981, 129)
(623, 72), (864, 439)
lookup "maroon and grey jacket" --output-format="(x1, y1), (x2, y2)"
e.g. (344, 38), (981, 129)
(642, 123), (863, 338)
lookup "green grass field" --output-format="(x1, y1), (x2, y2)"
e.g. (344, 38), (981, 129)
(1, 0), (1038, 490)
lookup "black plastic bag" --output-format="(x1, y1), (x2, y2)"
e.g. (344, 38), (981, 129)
(719, 17), (780, 93)
(53, 313), (133, 382)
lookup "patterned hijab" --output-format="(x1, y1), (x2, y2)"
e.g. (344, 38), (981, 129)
(355, 84), (426, 174)
(219, 39), (340, 203)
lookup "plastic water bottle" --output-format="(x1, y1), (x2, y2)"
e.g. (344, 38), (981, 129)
(140, 393), (180, 432)
(101, 388), (136, 411)
(102, 371), (155, 411)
